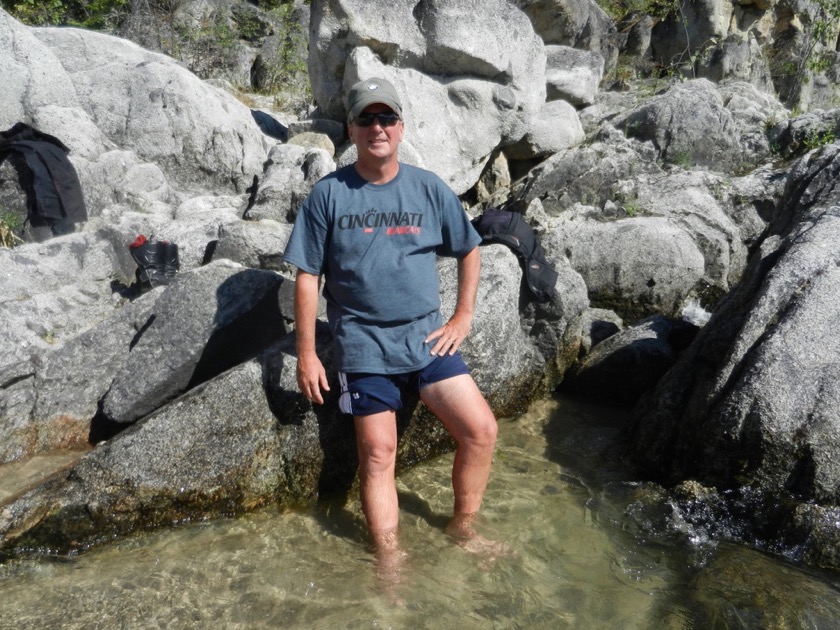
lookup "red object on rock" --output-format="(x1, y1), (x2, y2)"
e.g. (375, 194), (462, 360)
(129, 234), (148, 249)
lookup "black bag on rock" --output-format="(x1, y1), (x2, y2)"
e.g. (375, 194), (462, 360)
(471, 207), (558, 302)
(129, 235), (180, 289)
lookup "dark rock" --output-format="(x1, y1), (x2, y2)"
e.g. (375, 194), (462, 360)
(101, 261), (293, 424)
(562, 315), (698, 405)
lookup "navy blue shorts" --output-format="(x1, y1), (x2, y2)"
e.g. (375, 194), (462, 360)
(338, 352), (470, 416)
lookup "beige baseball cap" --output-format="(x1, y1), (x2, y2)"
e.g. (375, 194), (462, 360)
(346, 77), (403, 122)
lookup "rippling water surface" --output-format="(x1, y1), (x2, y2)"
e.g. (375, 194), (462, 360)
(1, 395), (839, 629)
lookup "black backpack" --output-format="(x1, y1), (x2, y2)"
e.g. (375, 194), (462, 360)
(471, 208), (558, 302)
(128, 235), (180, 290)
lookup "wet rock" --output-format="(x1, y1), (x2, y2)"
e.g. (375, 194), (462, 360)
(793, 503), (840, 569)
(1, 355), (310, 555)
(687, 544), (840, 627)
(578, 307), (623, 355)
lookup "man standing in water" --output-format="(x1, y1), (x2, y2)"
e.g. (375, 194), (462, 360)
(283, 77), (498, 560)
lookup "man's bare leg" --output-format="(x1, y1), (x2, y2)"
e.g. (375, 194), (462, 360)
(353, 411), (406, 588)
(354, 410), (400, 537)
(420, 374), (498, 540)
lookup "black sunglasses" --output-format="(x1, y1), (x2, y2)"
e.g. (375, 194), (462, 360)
(353, 112), (401, 127)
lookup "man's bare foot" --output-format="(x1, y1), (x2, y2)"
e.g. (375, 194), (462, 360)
(445, 511), (479, 540)
(371, 528), (408, 604)
(445, 512), (513, 565)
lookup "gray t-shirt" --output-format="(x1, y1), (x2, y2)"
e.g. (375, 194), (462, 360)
(284, 163), (481, 374)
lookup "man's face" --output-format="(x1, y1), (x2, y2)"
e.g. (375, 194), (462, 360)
(349, 103), (404, 164)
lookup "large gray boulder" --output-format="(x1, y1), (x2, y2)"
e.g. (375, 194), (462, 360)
(542, 213), (706, 322)
(247, 143), (335, 223)
(102, 261), (293, 424)
(0, 7), (282, 460)
(2, 7), (269, 228)
(504, 99), (584, 160)
(32, 25), (266, 196)
(26, 296), (158, 458)
(562, 315), (698, 404)
(0, 351), (325, 555)
(507, 125), (662, 216)
(451, 244), (589, 402)
(308, 0), (550, 194)
(0, 287), (158, 464)
(508, 125), (762, 318)
(630, 144), (840, 565)
(0, 259), (297, 463)
(0, 329), (476, 555)
(211, 219), (295, 272)
(614, 79), (781, 173)
(629, 169), (752, 299)
(515, 0), (619, 76)
(0, 232), (129, 364)
(694, 33), (774, 93)
(632, 143), (840, 496)
(0, 9), (110, 159)
(545, 45), (605, 107)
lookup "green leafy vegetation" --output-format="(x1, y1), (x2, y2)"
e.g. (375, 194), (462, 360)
(166, 10), (239, 76)
(768, 0), (840, 106)
(253, 2), (310, 97)
(808, 0), (840, 74)
(614, 191), (647, 218)
(2, 0), (312, 107)
(597, 0), (678, 22)
(600, 0), (839, 107)
(41, 328), (58, 344)
(803, 128), (837, 151)
(665, 149), (693, 169)
(0, 209), (23, 248)
(623, 199), (641, 217)
(1, 0), (129, 30)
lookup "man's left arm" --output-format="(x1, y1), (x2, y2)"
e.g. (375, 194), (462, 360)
(425, 246), (480, 356)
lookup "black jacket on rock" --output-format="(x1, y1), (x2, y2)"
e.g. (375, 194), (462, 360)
(0, 122), (87, 232)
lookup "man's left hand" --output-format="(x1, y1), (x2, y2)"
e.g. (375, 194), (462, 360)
(425, 312), (472, 356)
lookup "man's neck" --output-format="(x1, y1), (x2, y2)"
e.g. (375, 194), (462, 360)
(355, 159), (399, 185)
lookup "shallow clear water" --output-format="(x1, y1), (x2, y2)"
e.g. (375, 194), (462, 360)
(1, 395), (839, 629)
